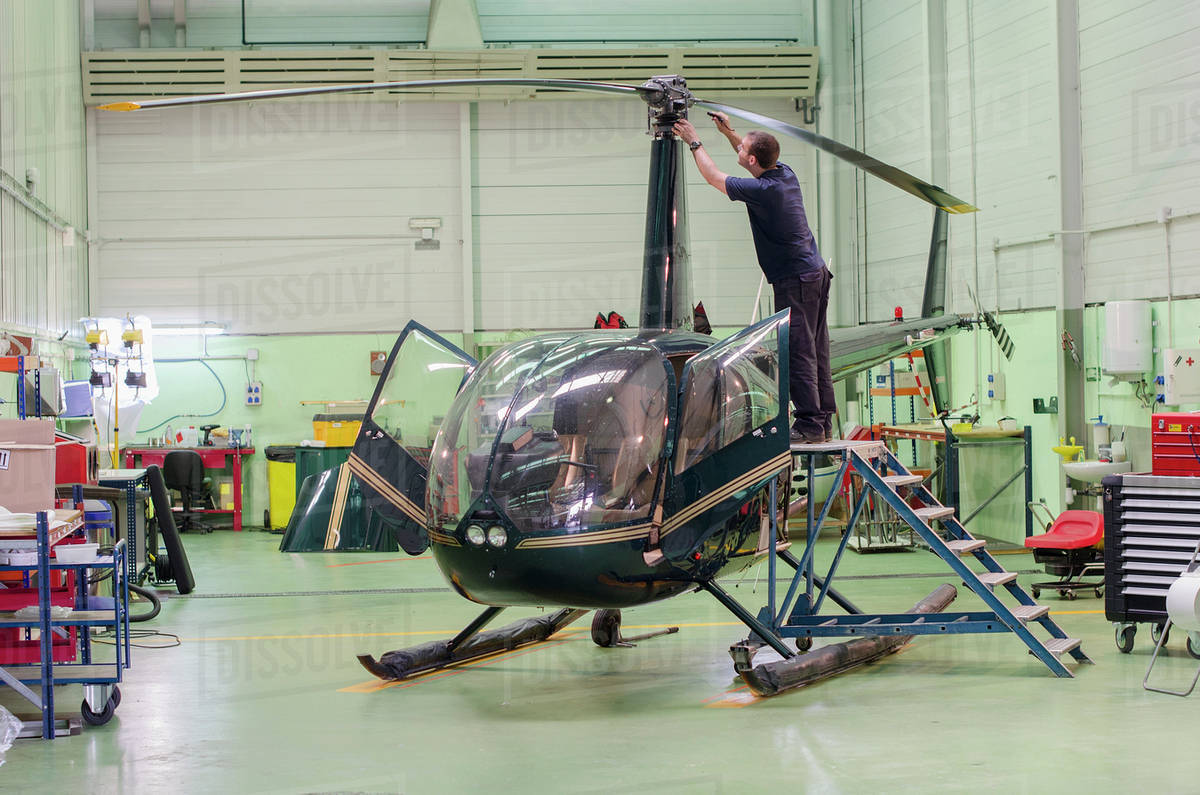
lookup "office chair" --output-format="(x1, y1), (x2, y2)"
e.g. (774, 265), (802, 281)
(162, 450), (215, 533)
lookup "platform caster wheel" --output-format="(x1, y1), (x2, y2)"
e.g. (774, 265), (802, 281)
(1062, 589), (1076, 601)
(1094, 588), (1103, 599)
(1152, 622), (1170, 646)
(81, 694), (117, 726)
(109, 685), (121, 708)
(1187, 635), (1200, 660)
(591, 609), (622, 648)
(795, 636), (813, 652)
(1115, 625), (1136, 654)
(1031, 587), (1041, 598)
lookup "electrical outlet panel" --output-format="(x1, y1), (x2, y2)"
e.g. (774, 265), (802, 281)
(1159, 348), (1200, 404)
(246, 381), (263, 406)
(246, 348), (259, 361)
(987, 373), (1005, 401)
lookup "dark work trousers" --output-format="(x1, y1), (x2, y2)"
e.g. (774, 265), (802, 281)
(773, 268), (836, 437)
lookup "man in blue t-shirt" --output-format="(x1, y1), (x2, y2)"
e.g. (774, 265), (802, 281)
(674, 113), (835, 443)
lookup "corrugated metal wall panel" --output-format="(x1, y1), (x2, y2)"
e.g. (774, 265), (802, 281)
(93, 1), (810, 49)
(92, 100), (465, 333)
(943, 0), (1059, 315)
(1079, 0), (1200, 303)
(0, 0), (89, 338)
(857, 0), (932, 321)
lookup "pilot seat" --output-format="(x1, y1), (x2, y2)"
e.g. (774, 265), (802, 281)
(1023, 509), (1104, 600)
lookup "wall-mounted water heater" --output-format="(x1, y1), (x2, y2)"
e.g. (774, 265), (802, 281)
(1103, 300), (1152, 378)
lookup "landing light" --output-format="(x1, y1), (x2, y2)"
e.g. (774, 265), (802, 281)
(487, 525), (508, 548)
(465, 524), (486, 546)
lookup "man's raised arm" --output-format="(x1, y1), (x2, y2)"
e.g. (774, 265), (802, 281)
(672, 119), (729, 195)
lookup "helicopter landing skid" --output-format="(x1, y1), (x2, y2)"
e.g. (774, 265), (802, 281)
(357, 607), (588, 681)
(731, 584), (958, 697)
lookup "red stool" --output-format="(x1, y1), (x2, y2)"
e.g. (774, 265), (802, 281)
(1024, 510), (1104, 600)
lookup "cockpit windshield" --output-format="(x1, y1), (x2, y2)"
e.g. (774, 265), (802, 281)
(426, 334), (576, 530)
(488, 335), (671, 533)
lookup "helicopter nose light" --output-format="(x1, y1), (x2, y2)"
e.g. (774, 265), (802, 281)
(486, 525), (508, 548)
(465, 524), (486, 546)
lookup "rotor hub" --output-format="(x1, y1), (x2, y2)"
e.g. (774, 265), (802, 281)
(641, 75), (692, 137)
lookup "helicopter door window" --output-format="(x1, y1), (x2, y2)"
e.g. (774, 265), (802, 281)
(675, 321), (783, 474)
(370, 329), (472, 467)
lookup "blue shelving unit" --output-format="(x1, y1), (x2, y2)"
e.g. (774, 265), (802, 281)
(0, 511), (130, 739)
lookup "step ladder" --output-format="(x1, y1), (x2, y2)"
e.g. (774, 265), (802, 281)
(842, 444), (1091, 677)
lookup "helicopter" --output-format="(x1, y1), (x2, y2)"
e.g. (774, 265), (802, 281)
(101, 74), (978, 685)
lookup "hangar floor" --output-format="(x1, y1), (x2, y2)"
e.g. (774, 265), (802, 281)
(3, 531), (1198, 790)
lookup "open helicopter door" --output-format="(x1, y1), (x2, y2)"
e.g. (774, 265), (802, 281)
(348, 321), (476, 554)
(657, 310), (792, 567)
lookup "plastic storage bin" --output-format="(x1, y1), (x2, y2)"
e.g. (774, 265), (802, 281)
(312, 414), (363, 447)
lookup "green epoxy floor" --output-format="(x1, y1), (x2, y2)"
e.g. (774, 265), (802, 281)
(5, 532), (1200, 792)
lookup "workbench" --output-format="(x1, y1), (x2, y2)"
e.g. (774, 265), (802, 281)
(122, 446), (255, 531)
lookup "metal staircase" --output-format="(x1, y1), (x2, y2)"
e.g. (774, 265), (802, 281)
(837, 444), (1091, 676)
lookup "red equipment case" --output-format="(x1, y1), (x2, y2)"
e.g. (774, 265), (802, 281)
(1151, 412), (1200, 476)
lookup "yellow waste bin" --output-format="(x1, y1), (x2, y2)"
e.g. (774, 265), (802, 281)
(264, 445), (297, 532)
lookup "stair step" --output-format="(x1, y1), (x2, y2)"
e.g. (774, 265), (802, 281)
(914, 506), (956, 522)
(1043, 637), (1081, 656)
(977, 571), (1018, 588)
(1010, 604), (1050, 622)
(945, 539), (987, 555)
(883, 474), (924, 488)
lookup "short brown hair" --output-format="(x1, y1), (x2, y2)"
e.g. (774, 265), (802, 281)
(745, 131), (780, 168)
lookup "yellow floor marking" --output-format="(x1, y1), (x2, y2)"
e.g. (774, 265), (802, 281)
(186, 629), (470, 643)
(325, 556), (432, 568)
(184, 622), (733, 643)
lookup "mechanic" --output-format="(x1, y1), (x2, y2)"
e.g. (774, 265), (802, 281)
(673, 112), (835, 443)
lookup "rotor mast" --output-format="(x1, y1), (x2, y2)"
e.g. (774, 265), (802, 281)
(638, 76), (694, 332)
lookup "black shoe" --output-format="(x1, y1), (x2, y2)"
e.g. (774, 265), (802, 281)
(790, 428), (825, 445)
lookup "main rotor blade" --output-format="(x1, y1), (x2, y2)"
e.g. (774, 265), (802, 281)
(695, 100), (977, 214)
(99, 78), (646, 112)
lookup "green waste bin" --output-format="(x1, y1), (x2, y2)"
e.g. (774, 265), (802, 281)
(264, 445), (298, 532)
(293, 445), (355, 497)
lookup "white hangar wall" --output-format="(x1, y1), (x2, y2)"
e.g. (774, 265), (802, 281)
(846, 0), (1200, 319)
(91, 95), (812, 335)
(1078, 0), (1200, 305)
(92, 1), (813, 49)
(0, 0), (89, 337)
(86, 1), (1200, 335)
(92, 100), (467, 333)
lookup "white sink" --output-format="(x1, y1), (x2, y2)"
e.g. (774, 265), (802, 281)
(1062, 459), (1132, 483)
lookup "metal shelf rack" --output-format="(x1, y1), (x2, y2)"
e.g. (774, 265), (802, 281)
(0, 511), (130, 739)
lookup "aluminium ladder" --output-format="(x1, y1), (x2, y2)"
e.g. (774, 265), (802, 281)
(772, 440), (1090, 677)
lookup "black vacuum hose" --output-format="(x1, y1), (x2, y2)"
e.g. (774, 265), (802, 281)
(128, 582), (162, 622)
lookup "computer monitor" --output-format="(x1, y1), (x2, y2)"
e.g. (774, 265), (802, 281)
(60, 379), (94, 418)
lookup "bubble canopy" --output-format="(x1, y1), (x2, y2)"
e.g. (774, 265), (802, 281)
(427, 332), (674, 534)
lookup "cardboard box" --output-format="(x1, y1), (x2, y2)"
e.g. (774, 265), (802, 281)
(0, 418), (56, 513)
